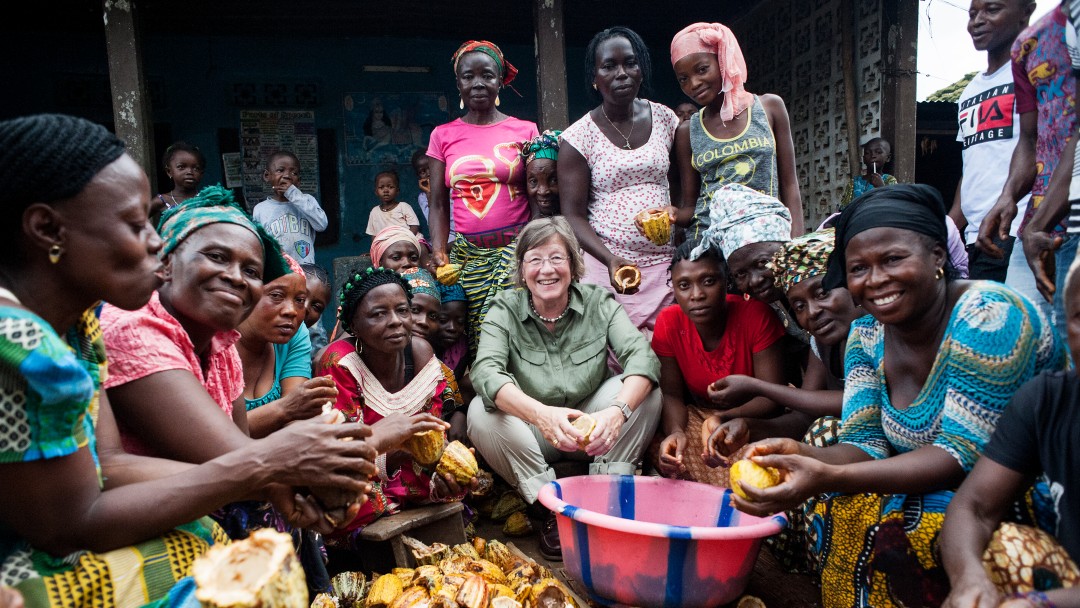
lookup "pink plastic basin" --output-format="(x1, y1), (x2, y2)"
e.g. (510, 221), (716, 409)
(537, 475), (785, 608)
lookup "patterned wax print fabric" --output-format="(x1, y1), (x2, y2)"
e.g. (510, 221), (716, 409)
(318, 339), (463, 547)
(1012, 6), (1076, 235)
(840, 173), (898, 209)
(807, 281), (1068, 608)
(769, 229), (835, 294)
(425, 117), (537, 238)
(559, 101), (679, 269)
(449, 234), (516, 357)
(0, 306), (227, 608)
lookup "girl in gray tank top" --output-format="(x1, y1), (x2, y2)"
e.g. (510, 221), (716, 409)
(669, 22), (804, 239)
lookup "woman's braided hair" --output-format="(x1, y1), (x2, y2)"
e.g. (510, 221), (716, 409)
(337, 266), (413, 328)
(0, 114), (126, 262)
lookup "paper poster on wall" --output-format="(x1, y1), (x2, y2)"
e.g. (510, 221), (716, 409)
(221, 152), (243, 189)
(239, 110), (320, 207)
(342, 92), (448, 165)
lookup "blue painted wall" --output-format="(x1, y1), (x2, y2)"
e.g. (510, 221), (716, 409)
(7, 29), (688, 278)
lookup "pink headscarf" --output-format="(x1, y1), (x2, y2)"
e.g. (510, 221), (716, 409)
(284, 254), (306, 278)
(670, 23), (754, 123)
(370, 225), (420, 267)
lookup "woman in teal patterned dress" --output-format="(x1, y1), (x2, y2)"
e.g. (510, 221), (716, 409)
(0, 114), (378, 608)
(728, 185), (1068, 608)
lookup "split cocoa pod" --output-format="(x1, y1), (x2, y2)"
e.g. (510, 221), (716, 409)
(636, 208), (672, 246)
(193, 529), (307, 608)
(435, 440), (479, 485)
(613, 264), (641, 293)
(403, 428), (446, 466)
(570, 413), (596, 448)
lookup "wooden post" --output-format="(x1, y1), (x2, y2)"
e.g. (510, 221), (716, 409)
(533, 0), (569, 131)
(103, 0), (155, 189)
(879, 0), (918, 182)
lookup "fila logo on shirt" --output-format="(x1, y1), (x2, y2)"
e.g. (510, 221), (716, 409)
(958, 83), (1015, 148)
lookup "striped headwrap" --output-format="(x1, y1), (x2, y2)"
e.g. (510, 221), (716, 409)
(158, 184), (290, 281)
(400, 268), (441, 303)
(770, 229), (836, 294)
(521, 130), (562, 165)
(452, 40), (518, 85)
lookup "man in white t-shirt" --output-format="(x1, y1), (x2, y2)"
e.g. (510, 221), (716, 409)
(950, 0), (1037, 287)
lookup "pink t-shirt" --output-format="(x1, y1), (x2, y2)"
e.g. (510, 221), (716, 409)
(426, 117), (538, 236)
(101, 292), (244, 455)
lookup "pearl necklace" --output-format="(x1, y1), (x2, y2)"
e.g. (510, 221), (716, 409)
(530, 297), (570, 323)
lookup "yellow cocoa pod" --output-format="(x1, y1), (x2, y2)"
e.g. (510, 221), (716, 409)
(366, 574), (404, 608)
(484, 539), (518, 573)
(435, 440), (478, 485)
(388, 586), (429, 608)
(193, 529), (306, 608)
(403, 429), (445, 466)
(436, 263), (462, 286)
(529, 578), (576, 608)
(637, 209), (672, 246)
(490, 597), (523, 608)
(571, 414), (596, 446)
(502, 511), (534, 537)
(729, 459), (780, 501)
(454, 574), (490, 608)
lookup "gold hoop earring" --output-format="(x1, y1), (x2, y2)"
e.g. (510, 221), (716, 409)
(935, 267), (944, 281)
(49, 244), (63, 264)
(354, 340), (363, 355)
(459, 99), (465, 110)
(495, 94), (501, 107)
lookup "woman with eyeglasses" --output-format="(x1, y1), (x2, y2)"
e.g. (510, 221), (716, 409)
(468, 216), (662, 560)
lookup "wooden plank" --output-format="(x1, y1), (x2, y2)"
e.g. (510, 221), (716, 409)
(532, 0), (569, 131)
(103, 0), (155, 188)
(358, 502), (464, 542)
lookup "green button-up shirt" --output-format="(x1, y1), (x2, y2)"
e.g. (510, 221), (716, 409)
(473, 283), (660, 411)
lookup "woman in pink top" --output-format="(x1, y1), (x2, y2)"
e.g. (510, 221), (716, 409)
(559, 27), (680, 336)
(427, 40), (539, 355)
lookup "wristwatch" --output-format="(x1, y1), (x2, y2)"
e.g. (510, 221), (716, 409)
(611, 399), (633, 420)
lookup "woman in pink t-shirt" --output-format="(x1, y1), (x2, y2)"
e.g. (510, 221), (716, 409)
(427, 40), (539, 356)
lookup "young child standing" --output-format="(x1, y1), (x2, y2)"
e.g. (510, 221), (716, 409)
(152, 141), (205, 218)
(365, 170), (420, 236)
(253, 150), (328, 264)
(839, 137), (898, 209)
(412, 150), (455, 243)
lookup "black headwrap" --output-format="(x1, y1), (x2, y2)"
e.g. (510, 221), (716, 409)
(338, 266), (413, 328)
(0, 114), (126, 207)
(822, 184), (948, 291)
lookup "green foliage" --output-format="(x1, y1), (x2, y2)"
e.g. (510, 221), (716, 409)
(926, 72), (979, 103)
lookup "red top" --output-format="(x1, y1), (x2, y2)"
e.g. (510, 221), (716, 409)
(651, 296), (785, 400)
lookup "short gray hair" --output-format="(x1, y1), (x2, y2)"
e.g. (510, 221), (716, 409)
(513, 216), (586, 288)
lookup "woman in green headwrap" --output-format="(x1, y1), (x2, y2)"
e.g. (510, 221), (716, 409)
(522, 130), (562, 218)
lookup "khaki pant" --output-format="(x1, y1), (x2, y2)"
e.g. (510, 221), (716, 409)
(467, 376), (662, 504)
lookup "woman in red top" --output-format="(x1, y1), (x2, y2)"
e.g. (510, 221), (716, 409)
(652, 241), (784, 486)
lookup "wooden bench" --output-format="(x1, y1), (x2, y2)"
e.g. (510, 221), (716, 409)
(352, 502), (467, 570)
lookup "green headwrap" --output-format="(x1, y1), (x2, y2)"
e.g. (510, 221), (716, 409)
(157, 184), (290, 282)
(521, 130), (562, 165)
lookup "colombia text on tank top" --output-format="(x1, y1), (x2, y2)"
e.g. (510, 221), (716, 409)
(687, 96), (778, 245)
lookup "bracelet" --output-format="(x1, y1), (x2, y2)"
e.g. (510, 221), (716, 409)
(376, 453), (390, 483)
(1011, 591), (1055, 608)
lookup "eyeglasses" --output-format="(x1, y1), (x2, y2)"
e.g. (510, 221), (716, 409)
(524, 255), (568, 268)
